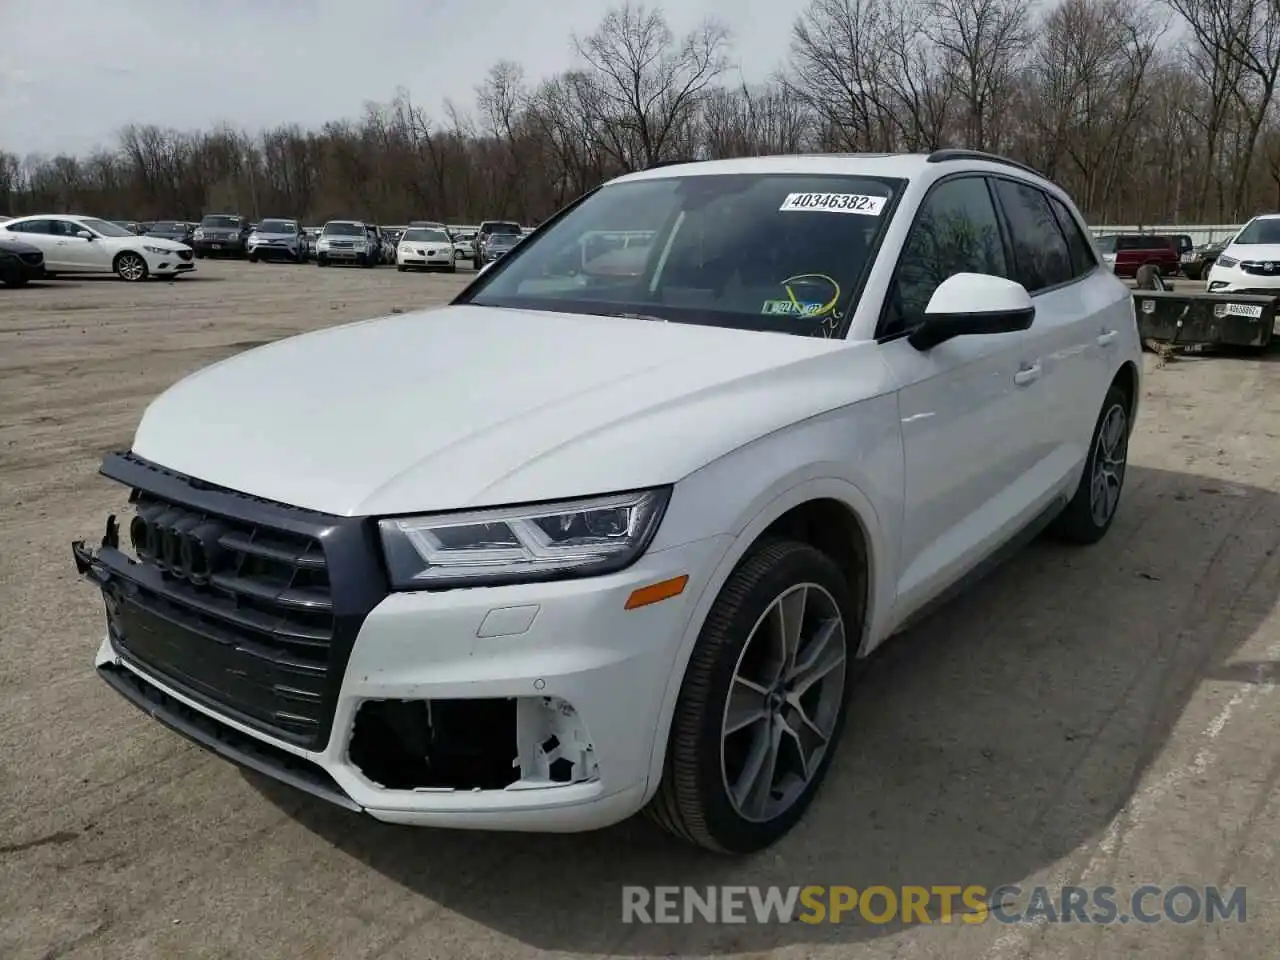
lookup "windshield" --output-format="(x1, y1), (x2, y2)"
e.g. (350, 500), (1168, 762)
(484, 222), (521, 235)
(201, 215), (242, 229)
(323, 222), (364, 236)
(465, 173), (903, 337)
(402, 229), (449, 243)
(257, 219), (297, 233)
(1233, 218), (1280, 245)
(80, 218), (135, 238)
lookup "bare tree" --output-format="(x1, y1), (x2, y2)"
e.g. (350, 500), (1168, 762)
(573, 3), (730, 169)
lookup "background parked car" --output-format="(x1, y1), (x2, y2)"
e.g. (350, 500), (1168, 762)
(247, 218), (308, 263)
(396, 226), (456, 272)
(1094, 233), (1180, 278)
(192, 214), (251, 258)
(1180, 238), (1231, 281)
(144, 221), (196, 246)
(0, 234), (45, 286)
(473, 220), (522, 262)
(1, 214), (195, 280)
(452, 230), (476, 260)
(314, 220), (379, 267)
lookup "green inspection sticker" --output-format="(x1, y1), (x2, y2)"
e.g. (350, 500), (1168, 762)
(762, 299), (825, 316)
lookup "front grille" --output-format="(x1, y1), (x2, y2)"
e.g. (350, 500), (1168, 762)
(177, 250), (193, 262)
(1241, 261), (1280, 276)
(330, 241), (353, 249)
(116, 492), (333, 744)
(20, 252), (42, 266)
(90, 452), (387, 751)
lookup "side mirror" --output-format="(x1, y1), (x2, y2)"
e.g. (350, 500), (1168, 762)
(908, 273), (1035, 350)
(76, 230), (95, 241)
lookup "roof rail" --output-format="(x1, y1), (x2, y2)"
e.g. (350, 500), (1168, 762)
(925, 149), (1045, 179)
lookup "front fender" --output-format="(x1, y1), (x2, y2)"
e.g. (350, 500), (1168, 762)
(638, 395), (906, 804)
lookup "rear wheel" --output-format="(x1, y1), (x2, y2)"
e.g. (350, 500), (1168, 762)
(1051, 382), (1130, 544)
(647, 539), (857, 853)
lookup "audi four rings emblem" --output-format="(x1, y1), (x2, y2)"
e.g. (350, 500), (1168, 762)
(130, 505), (227, 584)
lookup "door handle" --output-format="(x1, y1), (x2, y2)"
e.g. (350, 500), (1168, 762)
(1097, 330), (1118, 346)
(1014, 363), (1042, 386)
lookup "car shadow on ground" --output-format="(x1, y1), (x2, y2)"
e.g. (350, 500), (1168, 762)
(248, 462), (1280, 954)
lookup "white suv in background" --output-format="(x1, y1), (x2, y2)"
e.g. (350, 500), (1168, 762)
(1, 214), (195, 280)
(1205, 214), (1280, 294)
(73, 150), (1140, 854)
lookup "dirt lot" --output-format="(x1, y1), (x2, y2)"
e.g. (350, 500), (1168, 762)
(2, 260), (1280, 959)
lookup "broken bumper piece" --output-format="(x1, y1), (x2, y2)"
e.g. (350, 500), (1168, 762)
(77, 523), (725, 832)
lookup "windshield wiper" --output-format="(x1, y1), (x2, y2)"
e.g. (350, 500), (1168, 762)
(610, 312), (668, 323)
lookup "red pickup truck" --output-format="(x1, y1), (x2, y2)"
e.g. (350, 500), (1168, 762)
(1095, 234), (1181, 278)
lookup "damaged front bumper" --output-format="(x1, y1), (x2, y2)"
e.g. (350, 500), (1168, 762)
(73, 493), (723, 832)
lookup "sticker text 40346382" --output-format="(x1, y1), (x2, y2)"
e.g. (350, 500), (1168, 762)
(779, 192), (887, 216)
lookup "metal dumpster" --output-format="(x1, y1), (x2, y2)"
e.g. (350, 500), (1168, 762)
(1131, 290), (1279, 350)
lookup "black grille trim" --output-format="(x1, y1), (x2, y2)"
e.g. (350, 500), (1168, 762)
(97, 451), (388, 751)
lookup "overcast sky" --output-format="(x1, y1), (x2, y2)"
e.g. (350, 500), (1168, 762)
(0, 0), (804, 158)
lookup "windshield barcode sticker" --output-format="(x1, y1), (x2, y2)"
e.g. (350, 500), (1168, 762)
(779, 192), (886, 215)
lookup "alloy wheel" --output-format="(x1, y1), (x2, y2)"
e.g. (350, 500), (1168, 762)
(1090, 403), (1128, 526)
(117, 253), (146, 281)
(721, 582), (847, 824)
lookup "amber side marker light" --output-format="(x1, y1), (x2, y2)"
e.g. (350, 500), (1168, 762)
(625, 575), (689, 610)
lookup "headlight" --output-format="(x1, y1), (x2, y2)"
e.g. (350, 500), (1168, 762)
(1216, 255), (1238, 268)
(142, 245), (169, 255)
(378, 488), (670, 589)
(193, 229), (205, 239)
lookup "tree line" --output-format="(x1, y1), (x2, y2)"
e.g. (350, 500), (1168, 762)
(3, 0), (1279, 228)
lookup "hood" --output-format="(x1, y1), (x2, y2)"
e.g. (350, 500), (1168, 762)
(131, 305), (890, 517)
(136, 236), (189, 252)
(1226, 243), (1280, 261)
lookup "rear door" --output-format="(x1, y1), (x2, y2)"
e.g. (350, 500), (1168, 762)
(6, 220), (64, 267)
(989, 177), (1117, 499)
(877, 174), (1044, 620)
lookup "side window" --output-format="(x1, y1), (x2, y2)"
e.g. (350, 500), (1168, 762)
(992, 179), (1073, 292)
(882, 176), (1008, 337)
(1048, 196), (1096, 278)
(13, 219), (51, 234)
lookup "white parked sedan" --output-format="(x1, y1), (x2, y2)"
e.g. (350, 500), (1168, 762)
(1205, 213), (1280, 295)
(72, 150), (1140, 854)
(396, 227), (456, 272)
(1, 214), (194, 280)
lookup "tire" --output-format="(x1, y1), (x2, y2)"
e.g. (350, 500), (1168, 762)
(1050, 381), (1131, 544)
(114, 251), (148, 282)
(2, 275), (30, 287)
(397, 264), (406, 272)
(448, 261), (457, 274)
(317, 256), (328, 267)
(362, 254), (374, 268)
(248, 252), (259, 263)
(194, 251), (204, 260)
(646, 539), (858, 853)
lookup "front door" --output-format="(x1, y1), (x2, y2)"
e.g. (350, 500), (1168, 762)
(875, 175), (1044, 622)
(51, 220), (111, 272)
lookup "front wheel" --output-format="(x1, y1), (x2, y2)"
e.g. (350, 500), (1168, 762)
(2, 275), (30, 287)
(114, 251), (148, 282)
(316, 256), (328, 267)
(447, 261), (457, 274)
(247, 252), (259, 263)
(647, 539), (857, 853)
(1050, 382), (1131, 544)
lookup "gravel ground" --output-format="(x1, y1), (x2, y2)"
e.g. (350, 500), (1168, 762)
(2, 259), (1279, 959)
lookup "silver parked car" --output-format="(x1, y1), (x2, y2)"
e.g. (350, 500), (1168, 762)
(247, 218), (308, 263)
